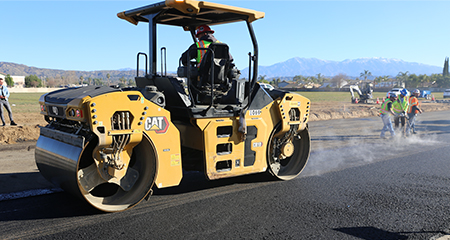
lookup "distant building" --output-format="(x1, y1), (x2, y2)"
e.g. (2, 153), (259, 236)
(277, 81), (291, 88)
(375, 81), (405, 88)
(0, 72), (25, 88)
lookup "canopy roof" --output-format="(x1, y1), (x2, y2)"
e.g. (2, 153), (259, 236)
(118, 0), (265, 30)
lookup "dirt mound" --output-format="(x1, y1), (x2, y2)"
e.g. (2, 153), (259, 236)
(1, 102), (449, 145)
(0, 113), (47, 144)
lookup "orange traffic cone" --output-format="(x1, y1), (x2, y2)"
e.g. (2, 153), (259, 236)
(355, 98), (358, 104)
(376, 98), (379, 104)
(432, 95), (435, 101)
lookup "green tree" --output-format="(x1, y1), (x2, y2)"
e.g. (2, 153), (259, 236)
(25, 74), (42, 87)
(396, 71), (409, 86)
(93, 78), (104, 86)
(258, 75), (269, 83)
(5, 74), (14, 87)
(360, 69), (372, 81)
(443, 57), (449, 77)
(107, 73), (111, 86)
(315, 73), (324, 84)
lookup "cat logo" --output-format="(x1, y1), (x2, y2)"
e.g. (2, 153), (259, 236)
(144, 116), (169, 134)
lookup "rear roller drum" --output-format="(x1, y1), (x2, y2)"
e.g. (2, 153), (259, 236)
(267, 123), (310, 180)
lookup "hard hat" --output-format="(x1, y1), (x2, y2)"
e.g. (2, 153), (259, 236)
(414, 89), (420, 94)
(400, 89), (408, 96)
(195, 25), (214, 37)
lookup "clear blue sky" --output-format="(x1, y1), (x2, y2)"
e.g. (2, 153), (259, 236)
(1, 1), (449, 74)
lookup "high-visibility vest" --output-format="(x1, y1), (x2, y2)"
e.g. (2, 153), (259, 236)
(380, 99), (393, 115)
(408, 96), (419, 114)
(196, 40), (212, 66)
(392, 96), (409, 113)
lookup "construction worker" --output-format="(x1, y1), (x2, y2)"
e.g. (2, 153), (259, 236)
(379, 93), (397, 138)
(180, 24), (233, 67)
(406, 89), (423, 135)
(392, 88), (409, 135)
(0, 77), (17, 126)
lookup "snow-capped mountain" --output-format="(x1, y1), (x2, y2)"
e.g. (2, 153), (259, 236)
(240, 57), (442, 78)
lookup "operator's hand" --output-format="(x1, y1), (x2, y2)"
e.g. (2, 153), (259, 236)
(0, 96), (5, 99)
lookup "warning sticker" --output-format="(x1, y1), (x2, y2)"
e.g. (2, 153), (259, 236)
(171, 154), (181, 166)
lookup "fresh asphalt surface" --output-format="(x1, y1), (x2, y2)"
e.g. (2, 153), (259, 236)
(1, 111), (450, 239)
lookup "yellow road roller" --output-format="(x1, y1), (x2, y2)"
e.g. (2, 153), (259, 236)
(35, 0), (311, 212)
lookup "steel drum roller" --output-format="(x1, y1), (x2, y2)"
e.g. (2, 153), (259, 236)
(35, 127), (157, 212)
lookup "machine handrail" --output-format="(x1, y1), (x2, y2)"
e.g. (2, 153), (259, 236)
(137, 52), (148, 77)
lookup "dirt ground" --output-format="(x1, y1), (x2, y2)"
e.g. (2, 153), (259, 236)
(1, 101), (449, 145)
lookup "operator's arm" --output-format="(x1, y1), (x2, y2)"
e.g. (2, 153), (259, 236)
(412, 105), (422, 114)
(180, 44), (197, 66)
(387, 102), (395, 115)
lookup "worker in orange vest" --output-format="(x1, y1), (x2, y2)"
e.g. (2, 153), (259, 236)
(406, 89), (423, 136)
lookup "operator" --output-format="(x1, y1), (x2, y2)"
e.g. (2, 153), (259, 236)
(0, 77), (17, 126)
(392, 88), (409, 135)
(406, 89), (423, 136)
(180, 24), (233, 67)
(379, 93), (397, 139)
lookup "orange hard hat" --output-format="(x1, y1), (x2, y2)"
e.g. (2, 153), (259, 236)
(196, 25), (214, 37)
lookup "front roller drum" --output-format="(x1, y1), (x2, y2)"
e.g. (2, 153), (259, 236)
(35, 130), (156, 212)
(267, 124), (310, 180)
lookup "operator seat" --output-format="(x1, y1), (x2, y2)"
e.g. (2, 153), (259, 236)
(195, 42), (232, 104)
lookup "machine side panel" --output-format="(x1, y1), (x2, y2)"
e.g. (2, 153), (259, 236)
(85, 91), (183, 188)
(195, 104), (275, 180)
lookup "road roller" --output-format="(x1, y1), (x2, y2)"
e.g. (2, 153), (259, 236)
(35, 0), (311, 212)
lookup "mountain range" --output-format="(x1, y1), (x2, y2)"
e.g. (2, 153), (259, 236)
(1, 57), (443, 80)
(0, 62), (139, 81)
(240, 57), (443, 79)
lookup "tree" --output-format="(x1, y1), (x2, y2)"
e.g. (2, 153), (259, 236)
(330, 73), (348, 88)
(5, 74), (14, 87)
(25, 74), (42, 87)
(107, 73), (111, 86)
(258, 75), (269, 83)
(443, 57), (449, 77)
(360, 70), (372, 81)
(315, 73), (324, 84)
(396, 71), (409, 86)
(93, 78), (104, 86)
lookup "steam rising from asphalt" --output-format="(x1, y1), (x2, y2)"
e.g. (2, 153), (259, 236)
(301, 129), (442, 177)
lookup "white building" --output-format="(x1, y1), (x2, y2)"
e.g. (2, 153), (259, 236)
(0, 72), (26, 88)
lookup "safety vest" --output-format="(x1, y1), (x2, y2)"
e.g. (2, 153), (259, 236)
(392, 96), (409, 113)
(380, 98), (393, 115)
(408, 96), (419, 114)
(196, 40), (212, 66)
